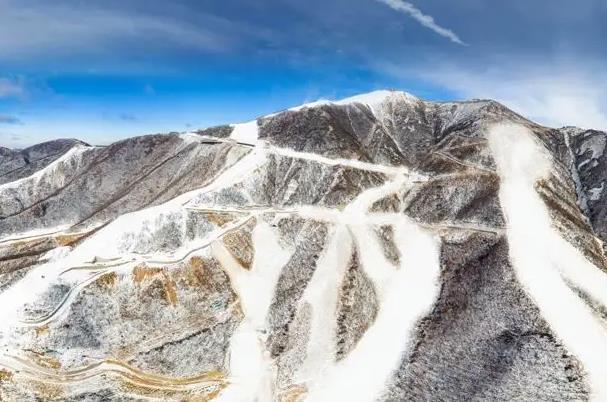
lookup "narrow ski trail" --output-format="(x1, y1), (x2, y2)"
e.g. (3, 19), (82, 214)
(488, 123), (607, 402)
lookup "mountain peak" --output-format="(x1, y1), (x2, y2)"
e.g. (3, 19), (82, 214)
(287, 89), (418, 114)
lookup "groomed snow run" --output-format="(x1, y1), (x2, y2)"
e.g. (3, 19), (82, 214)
(211, 220), (291, 402)
(297, 165), (441, 402)
(305, 219), (441, 402)
(294, 226), (353, 384)
(190, 134), (421, 178)
(488, 123), (607, 402)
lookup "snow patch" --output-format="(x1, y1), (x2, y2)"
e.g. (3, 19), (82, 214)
(333, 90), (394, 115)
(589, 183), (604, 201)
(288, 99), (332, 112)
(286, 90), (417, 118)
(578, 135), (606, 160)
(230, 121), (259, 145)
(178, 132), (205, 145)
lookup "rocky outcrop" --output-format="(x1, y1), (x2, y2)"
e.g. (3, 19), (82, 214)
(0, 90), (606, 401)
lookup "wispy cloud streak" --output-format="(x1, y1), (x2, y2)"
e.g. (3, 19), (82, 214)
(375, 0), (467, 45)
(0, 2), (233, 62)
(0, 77), (26, 99)
(0, 115), (22, 125)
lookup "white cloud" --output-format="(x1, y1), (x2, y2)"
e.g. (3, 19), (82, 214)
(419, 65), (607, 130)
(0, 2), (231, 61)
(374, 0), (467, 45)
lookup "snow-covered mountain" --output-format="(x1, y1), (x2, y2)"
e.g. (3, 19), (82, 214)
(1, 90), (607, 401)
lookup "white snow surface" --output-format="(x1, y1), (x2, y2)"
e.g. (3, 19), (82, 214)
(578, 135), (607, 160)
(212, 221), (291, 402)
(190, 149), (437, 402)
(589, 183), (605, 201)
(488, 123), (607, 402)
(0, 146), (263, 343)
(0, 144), (91, 192)
(291, 166), (440, 402)
(14, 101), (607, 400)
(294, 225), (352, 384)
(287, 90), (418, 118)
(306, 220), (441, 402)
(0, 225), (74, 245)
(39, 246), (72, 263)
(230, 120), (259, 145)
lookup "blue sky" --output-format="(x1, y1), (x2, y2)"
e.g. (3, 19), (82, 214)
(1, 0), (607, 147)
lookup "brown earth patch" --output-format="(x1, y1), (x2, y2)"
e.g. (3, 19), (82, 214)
(97, 272), (118, 288)
(132, 265), (164, 284)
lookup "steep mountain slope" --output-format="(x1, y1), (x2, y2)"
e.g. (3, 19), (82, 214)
(1, 90), (606, 401)
(0, 139), (88, 186)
